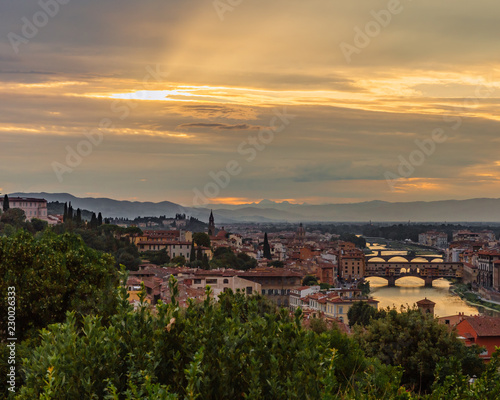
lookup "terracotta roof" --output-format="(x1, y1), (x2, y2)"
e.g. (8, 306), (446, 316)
(416, 298), (436, 306)
(237, 269), (303, 278)
(9, 197), (47, 202)
(463, 316), (500, 337)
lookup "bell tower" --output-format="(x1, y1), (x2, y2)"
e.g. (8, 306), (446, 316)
(208, 210), (215, 236)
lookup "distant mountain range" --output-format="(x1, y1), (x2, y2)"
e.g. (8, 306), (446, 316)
(8, 193), (500, 223)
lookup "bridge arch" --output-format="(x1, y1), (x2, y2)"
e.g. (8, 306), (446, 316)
(368, 257), (385, 262)
(387, 256), (409, 262)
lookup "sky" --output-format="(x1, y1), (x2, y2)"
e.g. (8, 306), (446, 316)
(1, 0), (500, 206)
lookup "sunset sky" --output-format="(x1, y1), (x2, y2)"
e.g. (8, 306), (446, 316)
(1, 0), (500, 206)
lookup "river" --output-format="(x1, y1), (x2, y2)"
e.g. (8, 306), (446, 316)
(365, 242), (483, 317)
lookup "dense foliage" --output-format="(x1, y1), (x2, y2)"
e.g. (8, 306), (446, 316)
(192, 232), (211, 248)
(3, 229), (500, 398)
(209, 247), (257, 270)
(52, 224), (142, 270)
(15, 281), (409, 400)
(0, 231), (119, 340)
(347, 301), (378, 328)
(354, 307), (485, 393)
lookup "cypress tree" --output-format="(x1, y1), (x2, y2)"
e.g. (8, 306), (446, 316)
(197, 247), (203, 261)
(263, 232), (272, 260)
(202, 254), (210, 269)
(2, 195), (9, 212)
(90, 213), (97, 229)
(63, 203), (68, 222)
(189, 239), (196, 262)
(98, 212), (103, 226)
(76, 208), (82, 225)
(68, 202), (73, 221)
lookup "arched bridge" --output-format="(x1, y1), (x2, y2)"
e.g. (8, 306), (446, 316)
(365, 261), (463, 287)
(366, 250), (444, 263)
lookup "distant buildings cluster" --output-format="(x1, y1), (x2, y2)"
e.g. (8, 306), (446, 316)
(4, 197), (60, 225)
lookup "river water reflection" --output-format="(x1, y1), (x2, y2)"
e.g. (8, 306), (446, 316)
(367, 277), (480, 317)
(366, 242), (481, 316)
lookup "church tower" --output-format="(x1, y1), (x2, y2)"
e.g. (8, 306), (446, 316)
(208, 210), (215, 236)
(297, 223), (305, 242)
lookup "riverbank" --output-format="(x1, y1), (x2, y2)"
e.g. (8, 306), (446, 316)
(365, 237), (442, 256)
(450, 282), (500, 314)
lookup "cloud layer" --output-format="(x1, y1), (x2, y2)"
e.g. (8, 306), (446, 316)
(1, 0), (500, 205)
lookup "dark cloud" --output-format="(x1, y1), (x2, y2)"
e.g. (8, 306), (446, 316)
(177, 123), (261, 130)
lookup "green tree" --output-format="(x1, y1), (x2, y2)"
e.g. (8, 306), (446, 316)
(67, 202), (74, 221)
(303, 275), (319, 286)
(202, 253), (210, 269)
(263, 232), (272, 260)
(355, 307), (484, 393)
(143, 248), (170, 266)
(347, 301), (377, 328)
(189, 239), (196, 262)
(30, 218), (48, 232)
(98, 212), (103, 226)
(358, 280), (371, 295)
(193, 232), (211, 248)
(90, 212), (98, 229)
(211, 247), (256, 271)
(16, 283), (407, 399)
(268, 260), (284, 268)
(171, 255), (186, 266)
(2, 194), (9, 212)
(0, 230), (119, 341)
(0, 208), (26, 227)
(75, 208), (82, 226)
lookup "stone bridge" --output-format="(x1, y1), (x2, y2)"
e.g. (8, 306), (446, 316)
(366, 250), (444, 263)
(365, 261), (463, 287)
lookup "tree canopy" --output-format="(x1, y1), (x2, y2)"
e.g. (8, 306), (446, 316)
(0, 230), (119, 340)
(302, 275), (319, 286)
(210, 247), (257, 270)
(193, 232), (211, 248)
(15, 284), (408, 399)
(354, 306), (484, 393)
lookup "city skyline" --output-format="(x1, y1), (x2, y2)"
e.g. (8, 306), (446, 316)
(1, 1), (500, 206)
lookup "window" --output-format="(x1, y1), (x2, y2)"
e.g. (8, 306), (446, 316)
(339, 306), (343, 314)
(262, 289), (266, 295)
(194, 279), (202, 284)
(206, 279), (217, 284)
(246, 287), (253, 295)
(223, 279), (229, 284)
